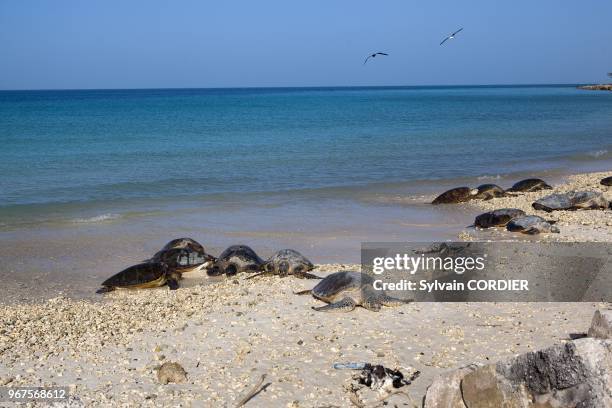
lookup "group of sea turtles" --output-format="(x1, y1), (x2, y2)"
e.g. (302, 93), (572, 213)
(433, 176), (612, 235)
(97, 241), (317, 293)
(431, 178), (551, 205)
(97, 240), (408, 312)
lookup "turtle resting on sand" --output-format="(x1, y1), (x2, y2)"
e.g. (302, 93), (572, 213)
(601, 176), (612, 186)
(206, 245), (264, 276)
(506, 216), (559, 235)
(473, 208), (526, 228)
(507, 178), (552, 193)
(148, 238), (216, 274)
(432, 187), (477, 204)
(532, 191), (608, 212)
(473, 184), (505, 200)
(250, 249), (321, 279)
(296, 271), (412, 312)
(96, 262), (181, 293)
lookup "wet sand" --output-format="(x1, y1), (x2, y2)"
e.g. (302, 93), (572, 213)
(0, 170), (610, 406)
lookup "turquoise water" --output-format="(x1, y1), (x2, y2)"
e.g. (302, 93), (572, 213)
(1, 85), (611, 227)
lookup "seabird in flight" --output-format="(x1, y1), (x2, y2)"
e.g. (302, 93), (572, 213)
(440, 28), (463, 46)
(363, 52), (389, 65)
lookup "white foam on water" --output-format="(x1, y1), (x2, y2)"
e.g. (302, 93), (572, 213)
(72, 213), (122, 223)
(477, 174), (502, 180)
(587, 149), (608, 158)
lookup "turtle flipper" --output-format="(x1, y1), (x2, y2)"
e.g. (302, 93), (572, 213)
(96, 286), (114, 294)
(295, 272), (323, 279)
(312, 297), (356, 312)
(294, 289), (312, 295)
(245, 272), (268, 280)
(379, 295), (413, 307)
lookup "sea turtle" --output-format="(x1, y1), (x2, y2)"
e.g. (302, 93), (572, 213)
(96, 262), (181, 293)
(600, 176), (612, 186)
(206, 245), (264, 276)
(296, 271), (412, 312)
(532, 191), (608, 212)
(431, 187), (477, 204)
(148, 238), (216, 273)
(506, 216), (559, 235)
(473, 208), (526, 228)
(473, 184), (505, 200)
(507, 178), (552, 193)
(252, 249), (321, 279)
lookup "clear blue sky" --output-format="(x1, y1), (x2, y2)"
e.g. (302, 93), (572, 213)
(1, 0), (611, 89)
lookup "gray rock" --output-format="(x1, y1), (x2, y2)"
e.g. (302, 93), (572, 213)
(423, 338), (611, 408)
(588, 309), (612, 340)
(532, 191), (608, 212)
(423, 365), (476, 408)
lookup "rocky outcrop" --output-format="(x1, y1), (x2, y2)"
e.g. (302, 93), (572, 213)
(577, 84), (612, 91)
(422, 365), (477, 408)
(423, 338), (611, 408)
(588, 309), (612, 340)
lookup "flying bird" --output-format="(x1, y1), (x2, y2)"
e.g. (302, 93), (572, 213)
(363, 52), (388, 65)
(440, 28), (463, 46)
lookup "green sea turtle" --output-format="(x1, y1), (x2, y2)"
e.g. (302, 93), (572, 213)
(507, 178), (552, 193)
(432, 187), (477, 204)
(96, 262), (181, 293)
(473, 184), (505, 200)
(506, 216), (559, 235)
(148, 238), (216, 273)
(600, 176), (612, 186)
(206, 245), (264, 276)
(532, 191), (608, 212)
(296, 271), (412, 312)
(473, 208), (526, 228)
(250, 249), (321, 279)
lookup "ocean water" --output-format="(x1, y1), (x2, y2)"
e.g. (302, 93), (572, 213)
(1, 85), (611, 229)
(1, 85), (612, 301)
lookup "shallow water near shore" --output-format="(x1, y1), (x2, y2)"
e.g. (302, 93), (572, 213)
(1, 85), (612, 303)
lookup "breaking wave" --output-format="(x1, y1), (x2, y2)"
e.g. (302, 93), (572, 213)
(72, 213), (122, 224)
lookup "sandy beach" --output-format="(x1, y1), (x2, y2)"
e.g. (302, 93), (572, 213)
(0, 170), (610, 407)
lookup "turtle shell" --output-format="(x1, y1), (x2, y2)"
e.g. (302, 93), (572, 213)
(600, 176), (612, 186)
(474, 184), (505, 199)
(207, 245), (264, 276)
(508, 178), (552, 192)
(474, 208), (525, 228)
(150, 238), (215, 272)
(506, 216), (559, 234)
(263, 249), (314, 276)
(532, 191), (608, 212)
(159, 238), (205, 253)
(312, 271), (373, 298)
(432, 187), (475, 204)
(102, 262), (169, 288)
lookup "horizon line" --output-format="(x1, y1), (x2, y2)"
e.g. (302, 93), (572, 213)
(0, 82), (591, 92)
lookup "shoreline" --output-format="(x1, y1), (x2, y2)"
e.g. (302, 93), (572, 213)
(577, 84), (612, 91)
(1, 169), (611, 305)
(0, 170), (610, 406)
